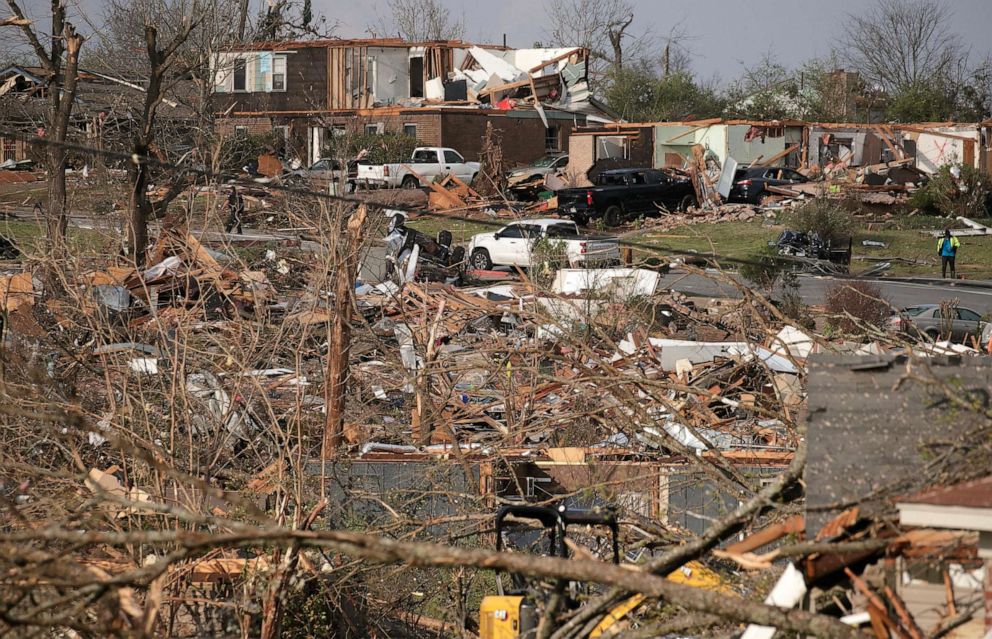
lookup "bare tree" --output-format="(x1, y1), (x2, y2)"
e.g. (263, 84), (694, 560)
(544, 0), (641, 70)
(2, 0), (84, 260)
(841, 0), (965, 92)
(377, 0), (465, 41)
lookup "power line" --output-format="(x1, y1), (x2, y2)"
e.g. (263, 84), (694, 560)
(0, 126), (838, 274)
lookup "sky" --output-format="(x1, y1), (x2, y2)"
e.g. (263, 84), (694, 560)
(316, 0), (992, 82)
(4, 0), (991, 84)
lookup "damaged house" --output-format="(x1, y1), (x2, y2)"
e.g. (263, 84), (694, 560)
(565, 118), (992, 187)
(0, 64), (196, 166)
(209, 38), (615, 166)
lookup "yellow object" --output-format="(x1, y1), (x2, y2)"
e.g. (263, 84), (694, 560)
(479, 595), (524, 639)
(590, 561), (733, 638)
(665, 560), (734, 594)
(590, 594), (645, 638)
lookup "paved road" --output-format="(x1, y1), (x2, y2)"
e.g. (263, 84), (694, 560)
(656, 271), (992, 312)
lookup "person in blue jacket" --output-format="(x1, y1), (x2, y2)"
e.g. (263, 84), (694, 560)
(937, 229), (960, 279)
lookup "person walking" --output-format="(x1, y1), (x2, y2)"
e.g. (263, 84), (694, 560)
(224, 186), (245, 235)
(937, 229), (960, 279)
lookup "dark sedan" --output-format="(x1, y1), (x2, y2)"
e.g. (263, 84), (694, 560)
(728, 166), (809, 205)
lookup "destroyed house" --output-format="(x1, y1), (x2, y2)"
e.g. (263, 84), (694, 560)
(0, 64), (196, 164)
(566, 118), (992, 184)
(209, 39), (612, 166)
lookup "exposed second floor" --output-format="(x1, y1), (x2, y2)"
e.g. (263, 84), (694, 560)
(210, 38), (590, 115)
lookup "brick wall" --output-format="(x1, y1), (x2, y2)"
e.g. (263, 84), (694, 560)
(440, 112), (570, 165)
(215, 116), (273, 137)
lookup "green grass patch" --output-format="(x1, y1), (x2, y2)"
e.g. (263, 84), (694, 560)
(631, 218), (992, 279)
(407, 216), (494, 243)
(0, 219), (114, 256)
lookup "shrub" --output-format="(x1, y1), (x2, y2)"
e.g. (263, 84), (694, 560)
(322, 132), (417, 165)
(786, 198), (854, 244)
(909, 163), (989, 218)
(219, 131), (283, 172)
(824, 280), (890, 334)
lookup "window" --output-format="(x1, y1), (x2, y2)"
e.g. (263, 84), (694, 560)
(545, 125), (561, 153)
(498, 225), (525, 239)
(234, 125), (249, 136)
(311, 160), (329, 171)
(272, 54), (287, 91)
(403, 123), (418, 139)
(331, 125), (347, 137)
(629, 172), (647, 185)
(643, 170), (666, 184)
(412, 149), (437, 163)
(443, 150), (463, 164)
(273, 125), (289, 142)
(546, 224), (578, 238)
(957, 308), (981, 322)
(364, 123), (383, 135)
(554, 155), (568, 169)
(232, 58), (247, 92)
(595, 136), (629, 160)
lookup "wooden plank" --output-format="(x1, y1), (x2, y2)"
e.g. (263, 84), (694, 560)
(526, 48), (582, 74)
(754, 144), (800, 167)
(884, 586), (925, 639)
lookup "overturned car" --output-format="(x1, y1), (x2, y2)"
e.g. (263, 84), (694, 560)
(383, 213), (466, 283)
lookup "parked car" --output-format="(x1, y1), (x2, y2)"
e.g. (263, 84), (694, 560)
(557, 168), (695, 227)
(356, 147), (480, 189)
(886, 304), (987, 343)
(467, 218), (619, 270)
(286, 158), (357, 191)
(728, 166), (809, 205)
(507, 154), (569, 185)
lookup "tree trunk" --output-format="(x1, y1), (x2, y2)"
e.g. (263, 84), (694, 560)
(322, 204), (367, 458)
(45, 25), (83, 261)
(127, 154), (151, 264)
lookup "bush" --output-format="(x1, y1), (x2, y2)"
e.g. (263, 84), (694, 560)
(786, 199), (854, 243)
(322, 132), (417, 165)
(824, 280), (890, 334)
(219, 131), (283, 172)
(909, 163), (989, 218)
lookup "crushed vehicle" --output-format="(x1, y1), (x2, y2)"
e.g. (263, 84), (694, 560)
(556, 168), (696, 227)
(467, 218), (619, 271)
(507, 154), (569, 186)
(886, 304), (987, 343)
(384, 213), (466, 282)
(728, 166), (809, 205)
(773, 230), (852, 273)
(357, 147), (480, 189)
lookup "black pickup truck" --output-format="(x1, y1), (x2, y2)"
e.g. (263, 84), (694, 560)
(557, 168), (696, 227)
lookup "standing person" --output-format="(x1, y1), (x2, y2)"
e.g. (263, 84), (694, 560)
(937, 229), (960, 279)
(224, 186), (245, 235)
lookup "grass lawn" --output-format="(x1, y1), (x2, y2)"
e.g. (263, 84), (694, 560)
(0, 219), (114, 256)
(406, 215), (495, 243)
(631, 218), (992, 279)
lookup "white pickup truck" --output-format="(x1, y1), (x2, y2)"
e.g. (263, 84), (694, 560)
(356, 147), (480, 189)
(467, 219), (620, 270)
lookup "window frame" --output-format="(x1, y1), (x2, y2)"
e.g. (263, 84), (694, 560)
(545, 125), (562, 153)
(232, 57), (247, 92)
(271, 53), (287, 92)
(403, 123), (418, 139)
(443, 149), (464, 164)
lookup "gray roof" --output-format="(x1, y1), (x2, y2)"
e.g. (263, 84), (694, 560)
(804, 353), (992, 536)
